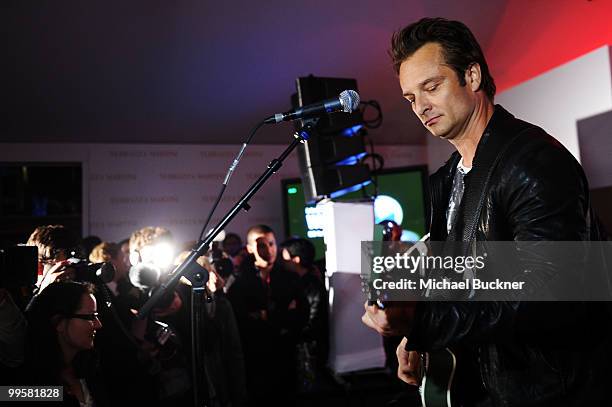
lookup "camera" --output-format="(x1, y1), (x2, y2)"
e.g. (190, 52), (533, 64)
(145, 319), (175, 347)
(209, 244), (234, 279)
(64, 257), (116, 284)
(129, 262), (176, 310)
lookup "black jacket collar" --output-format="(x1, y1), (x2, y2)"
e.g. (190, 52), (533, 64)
(432, 105), (531, 242)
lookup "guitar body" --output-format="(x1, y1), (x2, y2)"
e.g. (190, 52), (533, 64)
(419, 348), (457, 407)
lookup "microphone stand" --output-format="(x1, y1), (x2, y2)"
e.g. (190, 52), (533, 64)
(137, 123), (315, 407)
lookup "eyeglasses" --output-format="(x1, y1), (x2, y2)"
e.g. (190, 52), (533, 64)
(65, 312), (99, 321)
(39, 248), (70, 265)
(39, 256), (56, 266)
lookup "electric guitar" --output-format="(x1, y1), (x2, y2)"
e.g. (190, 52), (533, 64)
(371, 299), (458, 407)
(417, 347), (457, 407)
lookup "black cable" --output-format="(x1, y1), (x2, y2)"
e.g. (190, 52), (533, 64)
(359, 153), (384, 197)
(359, 131), (384, 199)
(198, 183), (226, 243)
(197, 119), (267, 243)
(360, 100), (383, 129)
(356, 100), (382, 198)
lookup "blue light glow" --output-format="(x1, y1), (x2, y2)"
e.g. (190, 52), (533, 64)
(340, 124), (364, 137)
(335, 152), (367, 166)
(329, 180), (372, 200)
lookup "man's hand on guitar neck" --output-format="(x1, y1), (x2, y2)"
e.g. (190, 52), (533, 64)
(361, 301), (416, 337)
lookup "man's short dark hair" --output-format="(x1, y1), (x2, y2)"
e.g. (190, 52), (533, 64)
(26, 225), (79, 262)
(281, 238), (315, 269)
(246, 224), (274, 245)
(222, 232), (243, 256)
(390, 17), (496, 101)
(223, 232), (242, 246)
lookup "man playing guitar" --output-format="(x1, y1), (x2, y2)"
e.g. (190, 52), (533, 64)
(362, 17), (611, 407)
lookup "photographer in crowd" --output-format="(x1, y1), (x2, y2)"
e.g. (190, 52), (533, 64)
(26, 225), (80, 293)
(128, 226), (192, 406)
(89, 241), (144, 312)
(25, 224), (159, 406)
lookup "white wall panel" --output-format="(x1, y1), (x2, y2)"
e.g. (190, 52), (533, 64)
(496, 45), (612, 162)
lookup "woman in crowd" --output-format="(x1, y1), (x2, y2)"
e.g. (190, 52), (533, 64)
(24, 281), (107, 407)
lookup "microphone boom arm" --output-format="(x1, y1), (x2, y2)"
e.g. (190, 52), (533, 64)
(136, 123), (315, 319)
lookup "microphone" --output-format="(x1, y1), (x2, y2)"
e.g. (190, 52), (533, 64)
(129, 263), (161, 290)
(265, 89), (360, 124)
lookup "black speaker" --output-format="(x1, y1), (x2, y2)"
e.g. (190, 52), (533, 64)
(294, 75), (372, 203)
(295, 75), (364, 134)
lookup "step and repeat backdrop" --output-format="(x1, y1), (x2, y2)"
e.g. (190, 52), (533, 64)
(0, 143), (426, 245)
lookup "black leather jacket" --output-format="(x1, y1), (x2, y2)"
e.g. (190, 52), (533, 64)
(298, 272), (329, 360)
(407, 105), (612, 406)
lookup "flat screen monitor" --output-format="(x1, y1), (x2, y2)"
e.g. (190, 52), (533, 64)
(281, 165), (429, 260)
